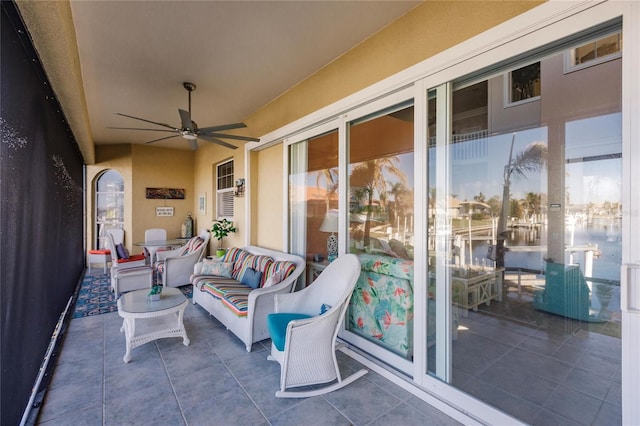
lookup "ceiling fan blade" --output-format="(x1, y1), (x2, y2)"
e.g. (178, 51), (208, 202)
(198, 135), (238, 150)
(205, 133), (260, 142)
(198, 122), (247, 133)
(187, 139), (198, 151)
(115, 112), (177, 130)
(178, 109), (193, 131)
(107, 126), (176, 133)
(144, 134), (181, 144)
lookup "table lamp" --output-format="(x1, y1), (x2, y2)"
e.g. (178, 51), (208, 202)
(319, 209), (339, 262)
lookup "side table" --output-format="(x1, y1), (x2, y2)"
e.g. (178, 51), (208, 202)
(306, 261), (329, 286)
(117, 287), (190, 363)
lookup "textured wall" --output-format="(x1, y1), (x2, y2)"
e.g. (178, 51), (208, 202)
(240, 1), (543, 249)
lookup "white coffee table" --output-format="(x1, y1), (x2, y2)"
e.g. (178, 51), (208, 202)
(117, 287), (190, 363)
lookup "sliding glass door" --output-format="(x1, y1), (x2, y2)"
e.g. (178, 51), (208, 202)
(425, 26), (623, 424)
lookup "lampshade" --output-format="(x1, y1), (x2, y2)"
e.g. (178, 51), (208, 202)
(319, 209), (339, 233)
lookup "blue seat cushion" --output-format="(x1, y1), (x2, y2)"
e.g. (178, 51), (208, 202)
(267, 313), (312, 351)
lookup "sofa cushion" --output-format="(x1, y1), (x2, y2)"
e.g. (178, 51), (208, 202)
(263, 270), (285, 288)
(178, 236), (204, 256)
(116, 243), (129, 259)
(89, 249), (111, 255)
(220, 289), (253, 317)
(265, 261), (296, 282)
(233, 254), (256, 281)
(201, 280), (248, 299)
(251, 255), (274, 287)
(117, 253), (146, 264)
(267, 313), (313, 351)
(201, 261), (233, 277)
(222, 247), (250, 264)
(358, 253), (413, 281)
(241, 268), (262, 289)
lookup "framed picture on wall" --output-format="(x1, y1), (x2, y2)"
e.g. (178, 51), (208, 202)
(198, 192), (206, 215)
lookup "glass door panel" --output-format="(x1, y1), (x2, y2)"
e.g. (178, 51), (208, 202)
(346, 101), (415, 366)
(426, 35), (622, 423)
(288, 129), (339, 284)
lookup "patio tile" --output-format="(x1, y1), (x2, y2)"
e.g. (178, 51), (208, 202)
(458, 376), (541, 425)
(223, 347), (281, 385)
(592, 401), (622, 426)
(105, 356), (170, 399)
(184, 387), (267, 426)
(404, 395), (464, 425)
(478, 361), (558, 405)
(575, 351), (619, 380)
(531, 408), (583, 426)
(240, 371), (309, 419)
(562, 366), (612, 399)
(361, 370), (414, 402)
(37, 403), (102, 426)
(104, 381), (183, 425)
(323, 374), (403, 425)
(368, 400), (461, 426)
(500, 347), (573, 383)
(38, 379), (102, 423)
(518, 333), (567, 356)
(269, 396), (351, 426)
(171, 364), (242, 411)
(542, 384), (602, 425)
(48, 355), (103, 390)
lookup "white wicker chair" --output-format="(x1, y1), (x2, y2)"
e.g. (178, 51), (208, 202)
(267, 253), (367, 398)
(106, 230), (153, 296)
(155, 229), (210, 288)
(143, 228), (167, 264)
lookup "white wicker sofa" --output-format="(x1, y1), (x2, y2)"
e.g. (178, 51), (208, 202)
(191, 246), (305, 352)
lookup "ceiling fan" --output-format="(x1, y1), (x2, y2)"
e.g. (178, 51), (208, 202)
(110, 82), (259, 150)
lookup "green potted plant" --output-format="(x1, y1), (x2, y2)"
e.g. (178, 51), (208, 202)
(211, 219), (237, 257)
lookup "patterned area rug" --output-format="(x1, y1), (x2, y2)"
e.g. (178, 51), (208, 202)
(72, 271), (193, 318)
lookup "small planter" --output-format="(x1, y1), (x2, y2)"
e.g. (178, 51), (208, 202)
(216, 249), (226, 258)
(148, 285), (162, 301)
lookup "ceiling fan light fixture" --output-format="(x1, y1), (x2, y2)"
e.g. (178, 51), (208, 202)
(181, 131), (197, 140)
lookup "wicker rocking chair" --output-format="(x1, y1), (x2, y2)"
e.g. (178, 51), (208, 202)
(267, 253), (367, 398)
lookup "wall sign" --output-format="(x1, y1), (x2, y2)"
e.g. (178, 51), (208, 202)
(156, 207), (174, 217)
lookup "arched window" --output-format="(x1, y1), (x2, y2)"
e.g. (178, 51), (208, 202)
(94, 170), (124, 249)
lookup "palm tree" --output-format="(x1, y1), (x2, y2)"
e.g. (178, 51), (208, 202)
(314, 167), (338, 210)
(495, 135), (547, 267)
(350, 157), (407, 246)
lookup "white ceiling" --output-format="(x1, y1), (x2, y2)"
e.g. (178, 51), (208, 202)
(68, 1), (420, 151)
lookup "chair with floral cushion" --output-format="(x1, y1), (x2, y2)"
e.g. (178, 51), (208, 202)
(266, 253), (367, 397)
(155, 229), (210, 287)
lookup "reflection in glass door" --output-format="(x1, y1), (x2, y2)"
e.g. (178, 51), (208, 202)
(345, 101), (415, 369)
(288, 129), (339, 283)
(426, 30), (622, 424)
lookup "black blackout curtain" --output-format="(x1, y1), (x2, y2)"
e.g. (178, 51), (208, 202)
(1, 2), (85, 425)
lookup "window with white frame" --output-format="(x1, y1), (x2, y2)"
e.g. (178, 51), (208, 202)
(216, 159), (234, 219)
(565, 31), (622, 73)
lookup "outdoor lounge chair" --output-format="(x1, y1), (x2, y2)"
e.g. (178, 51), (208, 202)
(267, 253), (367, 397)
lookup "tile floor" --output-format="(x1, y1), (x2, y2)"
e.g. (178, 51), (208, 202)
(450, 283), (622, 425)
(36, 301), (462, 426)
(37, 277), (623, 426)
